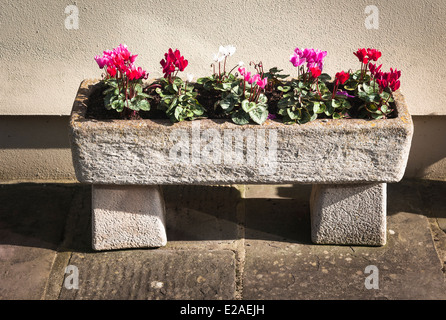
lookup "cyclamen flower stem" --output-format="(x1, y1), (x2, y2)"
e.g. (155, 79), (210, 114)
(125, 77), (130, 110)
(332, 81), (339, 100)
(315, 79), (322, 99)
(242, 79), (246, 100)
(227, 64), (238, 76)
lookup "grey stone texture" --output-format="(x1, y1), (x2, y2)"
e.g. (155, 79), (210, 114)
(92, 185), (167, 250)
(69, 79), (414, 186)
(69, 79), (414, 248)
(310, 183), (387, 246)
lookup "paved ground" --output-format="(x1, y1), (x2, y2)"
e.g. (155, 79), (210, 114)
(0, 179), (445, 302)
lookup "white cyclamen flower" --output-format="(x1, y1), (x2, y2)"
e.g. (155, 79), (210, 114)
(213, 51), (225, 62)
(219, 45), (236, 57)
(218, 45), (228, 56)
(238, 61), (244, 67)
(186, 73), (194, 82)
(225, 45), (236, 57)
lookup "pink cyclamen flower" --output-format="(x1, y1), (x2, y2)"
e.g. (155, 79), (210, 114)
(250, 74), (261, 85)
(290, 53), (306, 67)
(129, 54), (138, 64)
(160, 48), (188, 78)
(244, 71), (252, 83)
(291, 48), (327, 71)
(257, 77), (268, 89)
(94, 55), (107, 69)
(238, 67), (246, 76)
(336, 90), (355, 98)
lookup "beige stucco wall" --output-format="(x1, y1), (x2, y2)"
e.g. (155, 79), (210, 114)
(1, 0), (445, 115)
(0, 0), (445, 182)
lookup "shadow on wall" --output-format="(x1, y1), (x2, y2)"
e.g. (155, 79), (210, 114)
(0, 116), (70, 149)
(406, 116), (446, 180)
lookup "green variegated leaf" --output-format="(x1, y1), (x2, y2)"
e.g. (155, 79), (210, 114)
(287, 107), (300, 120)
(137, 99), (150, 111)
(249, 106), (268, 125)
(313, 102), (326, 114)
(325, 101), (334, 116)
(277, 85), (291, 92)
(241, 100), (257, 113)
(319, 73), (332, 82)
(298, 111), (312, 124)
(232, 110), (250, 125)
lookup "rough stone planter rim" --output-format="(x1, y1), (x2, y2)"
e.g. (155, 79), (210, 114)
(69, 79), (414, 185)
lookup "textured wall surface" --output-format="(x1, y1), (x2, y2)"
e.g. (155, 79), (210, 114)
(0, 0), (445, 115)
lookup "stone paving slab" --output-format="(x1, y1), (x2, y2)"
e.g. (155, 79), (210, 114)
(0, 184), (74, 299)
(0, 180), (445, 301)
(243, 212), (446, 300)
(57, 249), (236, 300)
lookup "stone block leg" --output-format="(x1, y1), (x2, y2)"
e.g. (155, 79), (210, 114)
(310, 183), (387, 246)
(92, 185), (167, 250)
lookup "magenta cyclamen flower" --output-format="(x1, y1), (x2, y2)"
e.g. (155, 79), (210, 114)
(94, 55), (107, 69)
(290, 48), (327, 71)
(257, 77), (268, 89)
(244, 71), (252, 83)
(239, 67), (267, 89)
(94, 44), (148, 80)
(290, 54), (306, 67)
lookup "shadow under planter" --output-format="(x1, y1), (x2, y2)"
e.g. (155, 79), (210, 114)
(69, 79), (414, 250)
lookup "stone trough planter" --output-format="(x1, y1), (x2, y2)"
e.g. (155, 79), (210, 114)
(69, 79), (414, 250)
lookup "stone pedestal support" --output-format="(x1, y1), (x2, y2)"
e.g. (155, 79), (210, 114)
(310, 183), (387, 246)
(91, 185), (167, 250)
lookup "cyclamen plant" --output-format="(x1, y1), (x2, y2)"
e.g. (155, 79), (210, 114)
(197, 45), (241, 92)
(278, 47), (352, 123)
(155, 48), (205, 122)
(229, 65), (269, 125)
(92, 44), (401, 124)
(94, 44), (150, 118)
(197, 46), (288, 125)
(345, 48), (401, 119)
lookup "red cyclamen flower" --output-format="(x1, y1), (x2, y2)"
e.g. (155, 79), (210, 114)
(309, 66), (321, 79)
(126, 65), (148, 81)
(369, 63), (382, 78)
(160, 48), (188, 78)
(107, 65), (117, 77)
(354, 48), (369, 64)
(335, 71), (349, 85)
(367, 48), (382, 62)
(375, 68), (401, 92)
